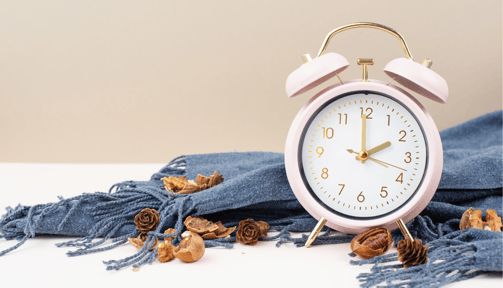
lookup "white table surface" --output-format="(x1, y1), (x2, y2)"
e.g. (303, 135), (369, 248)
(0, 163), (500, 288)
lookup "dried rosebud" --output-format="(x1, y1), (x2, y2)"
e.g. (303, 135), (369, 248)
(158, 242), (175, 263)
(174, 231), (205, 263)
(397, 238), (428, 268)
(134, 208), (160, 233)
(128, 235), (158, 251)
(202, 221), (236, 239)
(236, 219), (270, 245)
(350, 228), (392, 259)
(164, 228), (177, 242)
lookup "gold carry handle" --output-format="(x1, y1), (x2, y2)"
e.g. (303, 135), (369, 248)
(316, 22), (414, 60)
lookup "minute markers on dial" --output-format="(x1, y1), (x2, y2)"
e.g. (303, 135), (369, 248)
(302, 94), (426, 218)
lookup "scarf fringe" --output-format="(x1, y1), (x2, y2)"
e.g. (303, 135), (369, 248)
(350, 228), (498, 287)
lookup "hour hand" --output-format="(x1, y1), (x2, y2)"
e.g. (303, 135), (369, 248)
(367, 141), (391, 156)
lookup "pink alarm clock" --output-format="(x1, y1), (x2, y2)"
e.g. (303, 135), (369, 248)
(284, 23), (448, 246)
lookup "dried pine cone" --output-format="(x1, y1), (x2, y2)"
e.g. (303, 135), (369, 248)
(397, 238), (428, 268)
(134, 208), (160, 233)
(236, 219), (269, 245)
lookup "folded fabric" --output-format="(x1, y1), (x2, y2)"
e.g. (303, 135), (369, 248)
(1, 110), (502, 287)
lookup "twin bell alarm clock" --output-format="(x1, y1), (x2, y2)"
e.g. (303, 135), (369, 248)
(284, 22), (448, 247)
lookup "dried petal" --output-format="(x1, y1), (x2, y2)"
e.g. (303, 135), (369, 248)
(184, 216), (219, 234)
(256, 221), (270, 238)
(485, 209), (502, 232)
(459, 207), (473, 230)
(202, 222), (236, 239)
(196, 171), (224, 188)
(158, 242), (175, 263)
(178, 183), (208, 194)
(468, 209), (484, 229)
(174, 231), (205, 263)
(164, 172), (224, 195)
(163, 176), (189, 192)
(164, 228), (177, 242)
(351, 228), (392, 259)
(128, 236), (158, 251)
(397, 238), (428, 268)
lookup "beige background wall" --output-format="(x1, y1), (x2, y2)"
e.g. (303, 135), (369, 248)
(0, 0), (501, 163)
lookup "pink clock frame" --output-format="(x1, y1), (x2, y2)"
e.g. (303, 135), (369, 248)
(284, 80), (443, 234)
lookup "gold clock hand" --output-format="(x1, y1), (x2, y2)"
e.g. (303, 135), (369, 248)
(361, 114), (367, 164)
(347, 149), (388, 168)
(347, 148), (406, 171)
(367, 141), (391, 156)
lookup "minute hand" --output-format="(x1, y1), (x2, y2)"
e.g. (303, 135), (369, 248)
(367, 141), (391, 156)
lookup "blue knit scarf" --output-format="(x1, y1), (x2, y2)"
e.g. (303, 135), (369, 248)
(1, 111), (502, 287)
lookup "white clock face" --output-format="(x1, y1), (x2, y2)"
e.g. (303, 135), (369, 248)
(300, 91), (427, 218)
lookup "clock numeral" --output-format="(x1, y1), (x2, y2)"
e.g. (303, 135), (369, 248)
(404, 152), (412, 163)
(316, 147), (324, 158)
(338, 184), (345, 195)
(338, 113), (347, 125)
(387, 115), (390, 126)
(321, 168), (329, 179)
(399, 130), (407, 142)
(360, 107), (373, 119)
(396, 173), (403, 184)
(380, 186), (388, 198)
(357, 191), (365, 202)
(322, 127), (334, 139)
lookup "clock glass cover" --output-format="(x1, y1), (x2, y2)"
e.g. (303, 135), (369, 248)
(299, 91), (428, 219)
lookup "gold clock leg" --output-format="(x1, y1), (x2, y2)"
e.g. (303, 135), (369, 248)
(305, 217), (327, 248)
(396, 219), (413, 241)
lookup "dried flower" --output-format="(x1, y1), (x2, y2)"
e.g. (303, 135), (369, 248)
(164, 228), (177, 242)
(460, 208), (502, 231)
(236, 219), (269, 245)
(174, 231), (205, 263)
(158, 242), (176, 263)
(163, 171), (224, 195)
(128, 235), (158, 251)
(350, 228), (392, 259)
(134, 208), (160, 233)
(397, 238), (428, 268)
